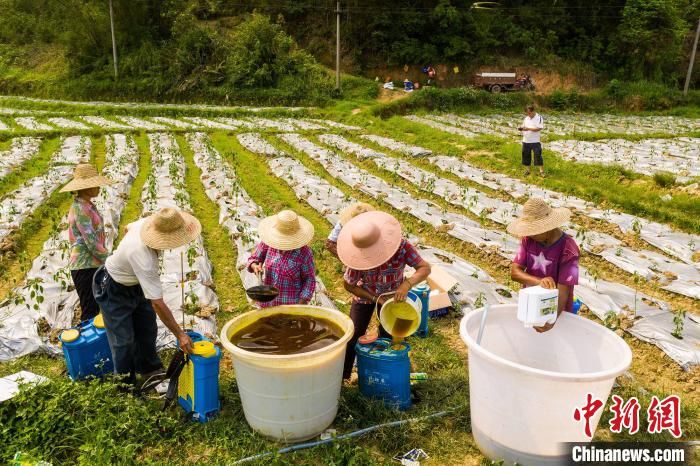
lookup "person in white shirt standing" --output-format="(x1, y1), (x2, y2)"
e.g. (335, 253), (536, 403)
(92, 208), (197, 384)
(518, 104), (545, 177)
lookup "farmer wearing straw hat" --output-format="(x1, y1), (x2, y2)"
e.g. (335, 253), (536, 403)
(325, 202), (375, 258)
(337, 211), (431, 380)
(93, 208), (199, 383)
(247, 210), (317, 308)
(61, 163), (112, 322)
(508, 198), (580, 333)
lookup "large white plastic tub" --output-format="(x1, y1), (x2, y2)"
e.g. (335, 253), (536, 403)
(460, 304), (632, 466)
(221, 305), (354, 442)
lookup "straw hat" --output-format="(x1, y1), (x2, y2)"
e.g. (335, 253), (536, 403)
(339, 202), (375, 226)
(140, 208), (202, 250)
(258, 210), (315, 251)
(507, 197), (571, 237)
(337, 211), (402, 270)
(60, 163), (113, 193)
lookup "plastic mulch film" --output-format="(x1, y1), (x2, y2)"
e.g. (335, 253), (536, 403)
(249, 117), (297, 132)
(308, 119), (361, 131)
(0, 137), (42, 180)
(628, 312), (700, 370)
(360, 134), (432, 157)
(319, 134), (385, 159)
(186, 132), (337, 309)
(236, 132), (285, 157)
(322, 135), (700, 300)
(216, 118), (257, 129)
(415, 113), (699, 139)
(404, 115), (477, 138)
(0, 136), (90, 243)
(278, 133), (669, 323)
(180, 117), (239, 130)
(268, 155), (515, 310)
(548, 138), (700, 182)
(282, 119), (327, 131)
(0, 134), (139, 361)
(80, 115), (133, 130)
(145, 133), (218, 348)
(47, 118), (91, 130)
(429, 155), (700, 266)
(14, 117), (54, 131)
(150, 117), (202, 129)
(116, 116), (168, 131)
(0, 119), (8, 130)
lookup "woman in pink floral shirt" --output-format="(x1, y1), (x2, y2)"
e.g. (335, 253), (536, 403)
(60, 163), (112, 321)
(247, 210), (316, 308)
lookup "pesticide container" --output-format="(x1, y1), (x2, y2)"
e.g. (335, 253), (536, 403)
(517, 285), (559, 328)
(220, 305), (354, 442)
(356, 338), (411, 410)
(412, 284), (430, 337)
(460, 304), (632, 466)
(379, 291), (422, 340)
(59, 314), (113, 381)
(177, 331), (221, 423)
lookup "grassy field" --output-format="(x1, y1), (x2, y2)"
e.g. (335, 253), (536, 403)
(0, 101), (698, 465)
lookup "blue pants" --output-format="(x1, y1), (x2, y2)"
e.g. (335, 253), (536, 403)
(92, 266), (162, 382)
(522, 142), (543, 166)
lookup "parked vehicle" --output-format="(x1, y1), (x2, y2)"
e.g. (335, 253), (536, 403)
(473, 72), (535, 92)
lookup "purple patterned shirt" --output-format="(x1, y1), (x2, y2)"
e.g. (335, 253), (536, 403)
(247, 242), (316, 308)
(513, 233), (580, 312)
(68, 197), (108, 270)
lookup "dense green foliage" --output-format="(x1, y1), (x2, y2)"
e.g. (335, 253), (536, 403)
(0, 1), (334, 104)
(0, 1), (698, 103)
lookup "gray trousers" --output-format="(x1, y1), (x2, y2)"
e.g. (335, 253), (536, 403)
(93, 266), (162, 383)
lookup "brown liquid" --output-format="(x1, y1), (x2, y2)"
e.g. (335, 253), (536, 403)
(231, 314), (343, 355)
(391, 317), (415, 346)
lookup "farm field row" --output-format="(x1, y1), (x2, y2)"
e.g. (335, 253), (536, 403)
(0, 104), (698, 464)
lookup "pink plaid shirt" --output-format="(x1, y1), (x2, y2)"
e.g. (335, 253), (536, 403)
(247, 242), (316, 308)
(344, 239), (423, 304)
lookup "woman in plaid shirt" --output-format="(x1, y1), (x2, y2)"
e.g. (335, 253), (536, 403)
(247, 210), (316, 308)
(337, 211), (431, 380)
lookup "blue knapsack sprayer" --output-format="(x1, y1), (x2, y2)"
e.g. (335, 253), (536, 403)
(173, 330), (221, 423)
(356, 284), (430, 410)
(169, 251), (221, 423)
(59, 313), (114, 380)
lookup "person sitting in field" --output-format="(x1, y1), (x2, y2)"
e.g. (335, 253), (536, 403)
(507, 197), (580, 333)
(403, 78), (414, 92)
(60, 163), (112, 322)
(248, 210), (316, 307)
(337, 211), (431, 379)
(325, 202), (375, 258)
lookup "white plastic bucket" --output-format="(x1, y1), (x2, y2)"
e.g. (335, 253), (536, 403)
(220, 305), (354, 442)
(460, 304), (632, 466)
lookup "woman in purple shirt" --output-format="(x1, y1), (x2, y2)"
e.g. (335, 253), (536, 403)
(507, 197), (580, 333)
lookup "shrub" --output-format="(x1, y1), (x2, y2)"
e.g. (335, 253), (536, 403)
(653, 171), (676, 188)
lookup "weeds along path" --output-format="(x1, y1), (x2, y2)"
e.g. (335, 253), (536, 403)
(143, 133), (218, 345)
(378, 115), (700, 234)
(176, 133), (247, 319)
(208, 132), (349, 308)
(323, 134), (700, 302)
(0, 134), (140, 361)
